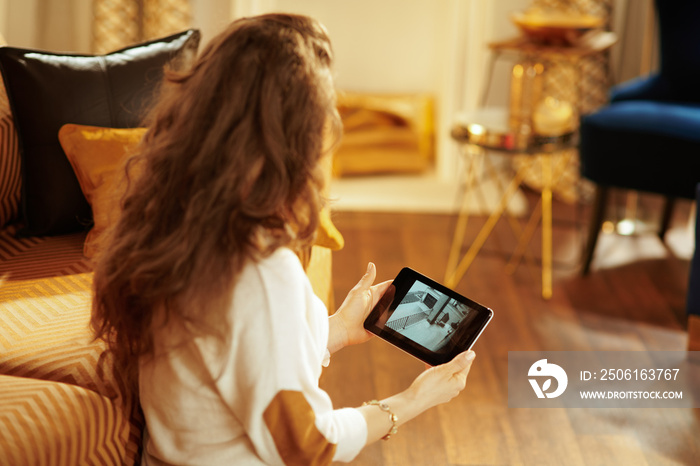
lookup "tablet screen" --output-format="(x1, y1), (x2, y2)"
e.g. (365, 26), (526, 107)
(364, 268), (493, 365)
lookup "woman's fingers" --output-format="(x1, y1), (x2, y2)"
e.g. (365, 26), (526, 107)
(354, 262), (377, 291)
(450, 351), (476, 372)
(370, 280), (393, 307)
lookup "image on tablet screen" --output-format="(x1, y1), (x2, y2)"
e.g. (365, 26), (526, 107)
(384, 281), (472, 352)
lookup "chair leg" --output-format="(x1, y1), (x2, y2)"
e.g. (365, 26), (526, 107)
(581, 185), (608, 276)
(658, 196), (676, 241)
(689, 315), (700, 359)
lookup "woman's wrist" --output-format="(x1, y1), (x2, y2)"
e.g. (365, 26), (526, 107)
(327, 314), (349, 354)
(359, 389), (427, 445)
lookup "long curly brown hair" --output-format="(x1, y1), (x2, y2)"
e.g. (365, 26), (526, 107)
(91, 13), (340, 393)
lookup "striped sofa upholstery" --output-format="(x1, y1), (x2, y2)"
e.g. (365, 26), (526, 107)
(0, 375), (132, 465)
(0, 222), (336, 465)
(0, 227), (142, 465)
(0, 67), (21, 228)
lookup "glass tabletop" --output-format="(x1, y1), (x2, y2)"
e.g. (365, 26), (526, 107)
(451, 107), (577, 154)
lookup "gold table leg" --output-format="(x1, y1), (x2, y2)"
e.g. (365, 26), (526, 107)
(445, 167), (528, 289)
(506, 196), (543, 275)
(445, 148), (484, 283)
(483, 154), (539, 276)
(505, 151), (572, 299)
(507, 152), (573, 272)
(541, 153), (553, 300)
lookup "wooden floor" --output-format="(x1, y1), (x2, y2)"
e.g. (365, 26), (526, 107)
(320, 194), (699, 466)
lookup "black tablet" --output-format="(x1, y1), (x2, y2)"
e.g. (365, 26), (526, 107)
(364, 268), (493, 366)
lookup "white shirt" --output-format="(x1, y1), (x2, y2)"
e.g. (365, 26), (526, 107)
(139, 248), (367, 465)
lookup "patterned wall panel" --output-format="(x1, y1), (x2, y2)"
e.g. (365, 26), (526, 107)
(144, 0), (192, 41)
(93, 0), (140, 54)
(93, 0), (192, 54)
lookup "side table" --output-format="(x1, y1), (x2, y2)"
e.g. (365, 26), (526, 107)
(444, 108), (576, 299)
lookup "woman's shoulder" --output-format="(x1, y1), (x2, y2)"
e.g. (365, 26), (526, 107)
(240, 247), (307, 292)
(231, 247), (316, 323)
(256, 247), (303, 275)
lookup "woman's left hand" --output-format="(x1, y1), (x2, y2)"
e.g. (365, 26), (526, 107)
(328, 262), (392, 353)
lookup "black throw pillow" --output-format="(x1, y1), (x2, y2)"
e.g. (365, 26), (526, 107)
(0, 29), (200, 236)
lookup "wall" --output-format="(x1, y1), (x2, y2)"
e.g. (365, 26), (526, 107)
(0, 0), (655, 183)
(0, 0), (91, 52)
(227, 0), (652, 181)
(0, 0), (656, 88)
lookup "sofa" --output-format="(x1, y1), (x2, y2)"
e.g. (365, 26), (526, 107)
(0, 31), (342, 465)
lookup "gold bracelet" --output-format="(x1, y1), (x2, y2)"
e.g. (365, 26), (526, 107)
(362, 400), (399, 440)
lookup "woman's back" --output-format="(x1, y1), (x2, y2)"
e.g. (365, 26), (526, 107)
(139, 248), (366, 465)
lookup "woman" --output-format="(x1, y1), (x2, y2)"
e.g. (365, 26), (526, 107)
(92, 13), (475, 465)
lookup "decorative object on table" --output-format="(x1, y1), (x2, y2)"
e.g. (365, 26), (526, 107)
(511, 5), (604, 46)
(532, 96), (576, 136)
(507, 58), (582, 205)
(513, 95), (581, 205)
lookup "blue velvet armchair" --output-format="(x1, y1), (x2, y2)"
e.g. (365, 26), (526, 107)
(579, 0), (700, 274)
(578, 0), (700, 350)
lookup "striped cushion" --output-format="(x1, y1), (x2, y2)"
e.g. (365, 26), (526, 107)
(0, 230), (141, 465)
(0, 374), (130, 465)
(0, 79), (21, 228)
(0, 272), (111, 392)
(0, 225), (91, 280)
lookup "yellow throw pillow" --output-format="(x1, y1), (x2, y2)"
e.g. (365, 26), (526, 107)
(316, 208), (344, 251)
(59, 124), (146, 258)
(58, 124), (344, 258)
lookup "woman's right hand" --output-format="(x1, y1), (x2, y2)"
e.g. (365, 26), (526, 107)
(407, 350), (476, 409)
(359, 350), (476, 445)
